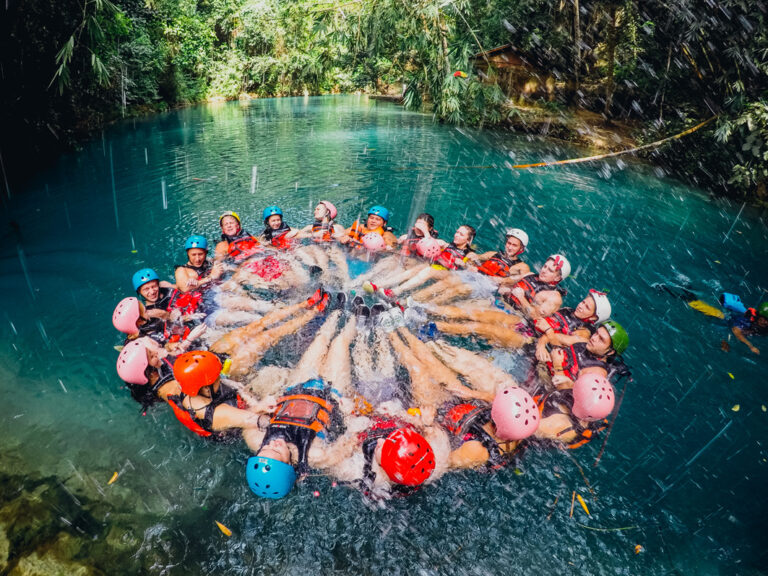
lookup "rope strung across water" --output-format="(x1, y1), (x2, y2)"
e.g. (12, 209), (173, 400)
(513, 116), (717, 169)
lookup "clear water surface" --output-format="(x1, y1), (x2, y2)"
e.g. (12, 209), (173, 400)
(1, 95), (767, 575)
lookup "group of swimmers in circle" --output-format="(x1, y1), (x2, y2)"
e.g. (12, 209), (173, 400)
(111, 201), (633, 499)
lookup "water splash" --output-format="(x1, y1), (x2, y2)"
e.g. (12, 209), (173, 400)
(161, 178), (168, 210)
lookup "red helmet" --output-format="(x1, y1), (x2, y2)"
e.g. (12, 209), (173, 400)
(172, 351), (223, 395)
(379, 428), (436, 486)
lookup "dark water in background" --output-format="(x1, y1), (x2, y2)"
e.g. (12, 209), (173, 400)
(1, 95), (767, 575)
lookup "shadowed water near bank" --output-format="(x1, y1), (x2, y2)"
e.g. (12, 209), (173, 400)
(1, 95), (767, 575)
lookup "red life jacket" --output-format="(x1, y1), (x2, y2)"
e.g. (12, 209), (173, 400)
(477, 253), (519, 277)
(434, 244), (469, 270)
(228, 235), (262, 261)
(541, 310), (571, 336)
(241, 255), (285, 281)
(167, 398), (212, 437)
(168, 289), (203, 315)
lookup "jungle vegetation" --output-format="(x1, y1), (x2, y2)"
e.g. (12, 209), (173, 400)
(2, 0), (766, 200)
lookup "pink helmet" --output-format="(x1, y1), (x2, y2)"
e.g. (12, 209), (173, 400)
(416, 237), (442, 260)
(491, 387), (539, 440)
(112, 297), (141, 335)
(318, 201), (337, 220)
(116, 339), (150, 385)
(361, 232), (386, 252)
(572, 374), (615, 421)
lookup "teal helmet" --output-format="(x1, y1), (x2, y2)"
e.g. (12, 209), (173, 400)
(246, 456), (296, 499)
(263, 205), (283, 223)
(184, 235), (208, 251)
(132, 268), (159, 292)
(602, 320), (629, 356)
(368, 205), (390, 222)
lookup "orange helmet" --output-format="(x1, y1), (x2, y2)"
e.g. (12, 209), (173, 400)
(172, 351), (223, 395)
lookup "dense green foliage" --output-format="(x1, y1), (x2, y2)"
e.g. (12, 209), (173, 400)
(1, 0), (766, 199)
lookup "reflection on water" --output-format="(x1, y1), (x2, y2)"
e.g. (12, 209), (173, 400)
(1, 96), (767, 575)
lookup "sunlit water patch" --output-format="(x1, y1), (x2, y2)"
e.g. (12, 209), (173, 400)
(1, 95), (767, 574)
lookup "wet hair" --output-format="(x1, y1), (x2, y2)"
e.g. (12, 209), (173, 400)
(461, 224), (476, 244)
(416, 213), (435, 230)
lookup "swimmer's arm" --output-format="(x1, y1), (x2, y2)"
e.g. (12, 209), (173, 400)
(732, 326), (760, 354)
(449, 441), (490, 469)
(310, 431), (359, 470)
(475, 251), (496, 263)
(292, 225), (314, 239)
(175, 267), (198, 292)
(210, 403), (264, 431)
(214, 240), (229, 261)
(547, 330), (590, 348)
(160, 280), (175, 289)
(507, 262), (531, 282)
(382, 231), (398, 249)
(535, 413), (578, 444)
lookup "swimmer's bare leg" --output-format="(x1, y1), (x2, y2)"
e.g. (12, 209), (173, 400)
(387, 330), (448, 413)
(431, 320), (530, 349)
(228, 309), (319, 377)
(211, 301), (310, 355)
(217, 293), (274, 313)
(319, 318), (357, 396)
(392, 266), (447, 296)
(352, 330), (375, 384)
(291, 311), (342, 383)
(427, 340), (517, 396)
(426, 304), (522, 328)
(370, 261), (429, 290)
(328, 244), (351, 286)
(395, 327), (464, 390)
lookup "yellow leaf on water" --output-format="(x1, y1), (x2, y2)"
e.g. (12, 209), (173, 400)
(216, 521), (232, 537)
(732, 404), (740, 412)
(762, 405), (766, 412)
(714, 260), (721, 264)
(634, 544), (644, 554)
(576, 493), (590, 516)
(108, 472), (119, 485)
(728, 373), (735, 379)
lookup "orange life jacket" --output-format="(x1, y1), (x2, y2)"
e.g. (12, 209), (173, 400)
(347, 220), (385, 249)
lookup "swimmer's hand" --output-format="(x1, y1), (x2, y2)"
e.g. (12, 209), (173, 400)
(552, 374), (573, 387)
(749, 344), (760, 355)
(210, 261), (225, 280)
(169, 308), (182, 323)
(255, 395), (278, 414)
(186, 278), (200, 289)
(145, 308), (169, 320)
(550, 348), (565, 369)
(535, 341), (551, 363)
(181, 312), (207, 322)
(186, 324), (207, 341)
(511, 287), (526, 302)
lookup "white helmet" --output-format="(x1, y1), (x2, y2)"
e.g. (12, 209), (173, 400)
(548, 254), (571, 280)
(505, 228), (529, 249)
(589, 289), (612, 323)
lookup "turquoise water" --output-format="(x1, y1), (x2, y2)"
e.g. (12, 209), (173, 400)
(2, 95), (767, 574)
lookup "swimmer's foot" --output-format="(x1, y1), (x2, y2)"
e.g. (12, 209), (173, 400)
(331, 292), (347, 311)
(370, 303), (388, 323)
(315, 291), (331, 313)
(306, 286), (325, 308)
(351, 295), (366, 315)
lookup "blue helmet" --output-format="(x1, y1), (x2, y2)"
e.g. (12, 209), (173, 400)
(132, 268), (160, 292)
(246, 456), (296, 499)
(263, 205), (283, 222)
(368, 205), (390, 222)
(184, 234), (208, 251)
